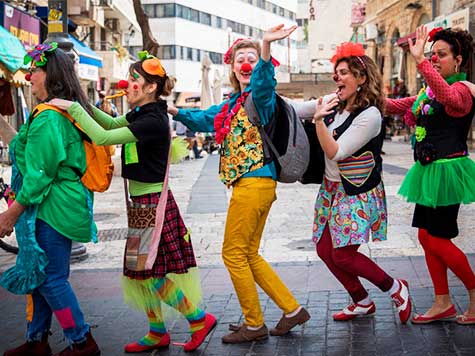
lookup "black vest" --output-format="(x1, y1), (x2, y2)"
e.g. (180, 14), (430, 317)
(414, 96), (475, 164)
(328, 107), (384, 196)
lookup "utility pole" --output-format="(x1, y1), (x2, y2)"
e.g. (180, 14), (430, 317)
(47, 0), (88, 262)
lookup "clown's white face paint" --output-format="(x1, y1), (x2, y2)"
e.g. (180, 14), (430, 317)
(232, 48), (259, 91)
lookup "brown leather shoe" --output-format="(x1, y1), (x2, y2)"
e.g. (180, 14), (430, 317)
(269, 307), (310, 336)
(53, 332), (100, 356)
(221, 324), (268, 344)
(4, 333), (52, 356)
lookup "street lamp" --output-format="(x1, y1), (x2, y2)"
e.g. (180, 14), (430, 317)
(46, 0), (88, 262)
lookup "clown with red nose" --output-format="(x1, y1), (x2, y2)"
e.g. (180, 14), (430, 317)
(168, 24), (312, 344)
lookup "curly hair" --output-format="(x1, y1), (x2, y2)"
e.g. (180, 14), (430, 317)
(228, 39), (261, 92)
(334, 55), (385, 114)
(129, 61), (176, 99)
(431, 28), (475, 76)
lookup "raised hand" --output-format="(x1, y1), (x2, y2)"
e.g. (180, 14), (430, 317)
(314, 95), (339, 122)
(263, 24), (297, 44)
(47, 98), (75, 111)
(408, 26), (428, 64)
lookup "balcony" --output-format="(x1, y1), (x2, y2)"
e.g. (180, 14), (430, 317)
(96, 44), (131, 82)
(95, 0), (139, 32)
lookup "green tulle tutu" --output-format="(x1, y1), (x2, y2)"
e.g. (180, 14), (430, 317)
(398, 156), (475, 208)
(170, 136), (189, 164)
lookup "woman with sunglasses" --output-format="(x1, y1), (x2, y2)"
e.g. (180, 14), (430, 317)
(49, 53), (216, 352)
(0, 43), (100, 356)
(386, 26), (475, 324)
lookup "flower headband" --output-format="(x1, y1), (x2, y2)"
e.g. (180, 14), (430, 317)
(428, 27), (444, 42)
(223, 38), (280, 66)
(24, 42), (58, 67)
(331, 42), (366, 67)
(137, 50), (166, 77)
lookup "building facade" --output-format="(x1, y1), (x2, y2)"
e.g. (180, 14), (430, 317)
(128, 0), (298, 101)
(364, 0), (475, 96)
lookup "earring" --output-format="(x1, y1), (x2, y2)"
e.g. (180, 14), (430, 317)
(455, 64), (459, 73)
(357, 85), (362, 92)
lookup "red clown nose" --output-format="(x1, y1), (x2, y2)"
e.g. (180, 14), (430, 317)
(117, 80), (128, 89)
(431, 55), (438, 63)
(25, 73), (31, 81)
(240, 63), (252, 72)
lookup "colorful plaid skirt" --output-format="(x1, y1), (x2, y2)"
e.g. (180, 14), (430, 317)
(123, 191), (197, 280)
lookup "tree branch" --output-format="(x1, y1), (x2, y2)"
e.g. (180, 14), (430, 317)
(132, 0), (159, 56)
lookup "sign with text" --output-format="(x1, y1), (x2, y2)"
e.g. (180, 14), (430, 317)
(3, 4), (40, 48)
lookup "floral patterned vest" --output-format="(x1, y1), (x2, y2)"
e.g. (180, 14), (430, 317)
(219, 107), (265, 187)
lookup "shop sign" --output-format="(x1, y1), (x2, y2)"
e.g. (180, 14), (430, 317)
(3, 4), (40, 48)
(78, 63), (99, 82)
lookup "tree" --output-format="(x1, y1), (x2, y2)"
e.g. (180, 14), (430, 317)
(132, 0), (159, 56)
(0, 115), (16, 145)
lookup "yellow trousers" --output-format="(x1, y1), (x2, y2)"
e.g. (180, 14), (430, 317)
(222, 177), (300, 327)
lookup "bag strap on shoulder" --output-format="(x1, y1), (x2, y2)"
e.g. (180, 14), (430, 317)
(244, 92), (280, 160)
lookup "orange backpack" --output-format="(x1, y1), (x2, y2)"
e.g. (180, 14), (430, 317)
(32, 103), (114, 192)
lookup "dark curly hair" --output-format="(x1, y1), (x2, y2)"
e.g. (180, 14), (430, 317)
(431, 28), (475, 75)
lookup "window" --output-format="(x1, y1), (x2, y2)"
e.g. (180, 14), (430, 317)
(331, 44), (336, 50)
(216, 17), (222, 28)
(209, 52), (222, 64)
(143, 4), (155, 17)
(181, 6), (190, 20)
(200, 12), (211, 25)
(257, 0), (265, 9)
(196, 49), (201, 62)
(192, 48), (198, 61)
(318, 44), (324, 50)
(279, 7), (284, 16)
(190, 9), (199, 22)
(164, 4), (175, 17)
(161, 45), (175, 59)
(187, 47), (193, 61)
(176, 4), (183, 18)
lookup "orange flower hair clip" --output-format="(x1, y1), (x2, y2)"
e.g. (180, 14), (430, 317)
(331, 42), (366, 63)
(138, 50), (166, 77)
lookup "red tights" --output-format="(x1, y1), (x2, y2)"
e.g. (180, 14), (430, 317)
(418, 228), (475, 295)
(316, 225), (394, 303)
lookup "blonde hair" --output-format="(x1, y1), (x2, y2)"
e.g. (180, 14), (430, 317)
(335, 55), (385, 113)
(228, 39), (261, 92)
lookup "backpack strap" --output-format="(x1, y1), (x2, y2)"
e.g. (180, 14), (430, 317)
(244, 92), (280, 161)
(31, 103), (89, 138)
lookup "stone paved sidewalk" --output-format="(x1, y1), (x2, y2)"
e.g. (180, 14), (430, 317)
(2, 258), (475, 355)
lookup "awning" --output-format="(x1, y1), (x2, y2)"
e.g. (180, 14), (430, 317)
(396, 33), (416, 47)
(69, 35), (103, 68)
(0, 26), (28, 73)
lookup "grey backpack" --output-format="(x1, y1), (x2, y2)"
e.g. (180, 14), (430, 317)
(244, 93), (310, 183)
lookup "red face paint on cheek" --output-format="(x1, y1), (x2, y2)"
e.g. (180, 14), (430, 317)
(133, 84), (139, 90)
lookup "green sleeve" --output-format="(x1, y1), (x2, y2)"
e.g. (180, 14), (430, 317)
(68, 102), (137, 145)
(16, 113), (66, 206)
(91, 106), (128, 129)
